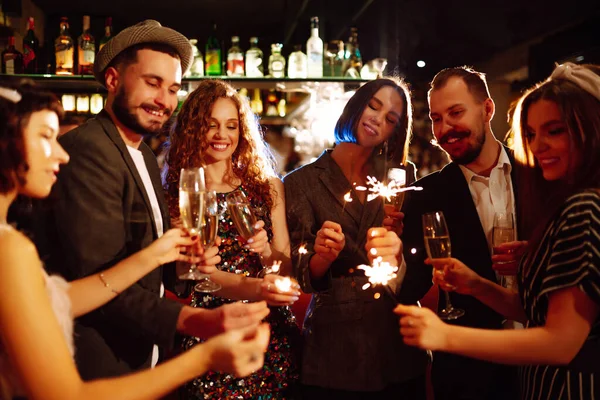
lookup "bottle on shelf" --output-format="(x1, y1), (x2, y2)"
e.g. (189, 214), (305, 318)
(205, 22), (222, 76)
(2, 36), (24, 75)
(23, 17), (39, 74)
(268, 43), (285, 78)
(306, 16), (323, 78)
(185, 39), (204, 77)
(227, 36), (245, 77)
(287, 44), (307, 79)
(98, 17), (113, 51)
(55, 17), (74, 75)
(77, 16), (95, 75)
(245, 36), (264, 77)
(343, 27), (362, 78)
(250, 88), (263, 115)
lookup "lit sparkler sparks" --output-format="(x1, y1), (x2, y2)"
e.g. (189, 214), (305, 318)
(357, 257), (399, 290)
(298, 244), (308, 255)
(355, 176), (423, 202)
(274, 276), (292, 292)
(267, 260), (281, 275)
(343, 192), (353, 203)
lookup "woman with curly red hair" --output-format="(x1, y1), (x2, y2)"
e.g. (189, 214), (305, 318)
(163, 79), (301, 399)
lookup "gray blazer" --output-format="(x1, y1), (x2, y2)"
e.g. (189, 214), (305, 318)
(284, 150), (426, 391)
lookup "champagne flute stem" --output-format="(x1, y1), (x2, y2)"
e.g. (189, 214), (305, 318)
(443, 290), (454, 312)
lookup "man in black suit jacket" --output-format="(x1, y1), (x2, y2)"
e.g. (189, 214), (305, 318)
(397, 67), (520, 399)
(38, 20), (268, 380)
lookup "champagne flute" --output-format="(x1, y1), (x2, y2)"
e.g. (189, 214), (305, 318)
(178, 167), (205, 280)
(384, 167), (407, 217)
(194, 191), (222, 293)
(492, 211), (516, 289)
(422, 211), (465, 320)
(225, 191), (269, 277)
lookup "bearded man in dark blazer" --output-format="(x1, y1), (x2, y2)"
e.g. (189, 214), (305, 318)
(396, 67), (521, 400)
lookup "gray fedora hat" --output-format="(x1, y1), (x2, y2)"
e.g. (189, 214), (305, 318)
(93, 19), (193, 85)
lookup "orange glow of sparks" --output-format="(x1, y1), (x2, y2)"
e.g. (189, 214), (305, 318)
(357, 257), (398, 290)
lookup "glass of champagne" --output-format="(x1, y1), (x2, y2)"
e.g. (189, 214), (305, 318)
(492, 211), (516, 289)
(194, 191), (222, 293)
(384, 167), (407, 217)
(178, 167), (205, 280)
(225, 190), (269, 276)
(422, 211), (465, 320)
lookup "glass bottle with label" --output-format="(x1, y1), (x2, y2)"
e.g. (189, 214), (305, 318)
(287, 44), (307, 78)
(205, 23), (222, 76)
(227, 36), (245, 77)
(2, 36), (24, 75)
(306, 16), (323, 78)
(55, 17), (74, 75)
(268, 43), (285, 78)
(23, 17), (39, 74)
(77, 16), (95, 75)
(245, 36), (264, 77)
(98, 17), (113, 51)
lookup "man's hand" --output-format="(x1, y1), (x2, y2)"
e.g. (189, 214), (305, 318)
(177, 301), (270, 339)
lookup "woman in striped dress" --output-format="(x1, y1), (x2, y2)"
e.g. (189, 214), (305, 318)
(394, 62), (600, 399)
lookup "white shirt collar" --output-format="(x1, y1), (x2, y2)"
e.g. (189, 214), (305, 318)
(459, 142), (512, 183)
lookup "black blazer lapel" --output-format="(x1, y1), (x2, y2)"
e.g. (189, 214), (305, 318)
(438, 163), (491, 264)
(316, 156), (362, 226)
(96, 110), (160, 239)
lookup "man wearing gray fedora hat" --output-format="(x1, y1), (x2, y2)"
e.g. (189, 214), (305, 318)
(36, 19), (270, 380)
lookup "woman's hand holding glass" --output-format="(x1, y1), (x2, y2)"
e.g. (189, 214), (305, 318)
(425, 257), (483, 296)
(492, 240), (528, 276)
(259, 274), (301, 306)
(314, 221), (345, 263)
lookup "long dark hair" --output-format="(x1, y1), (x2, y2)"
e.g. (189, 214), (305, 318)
(512, 64), (600, 269)
(334, 77), (412, 166)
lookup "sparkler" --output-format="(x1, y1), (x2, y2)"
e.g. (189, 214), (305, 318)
(354, 176), (423, 203)
(274, 276), (292, 293)
(357, 256), (400, 304)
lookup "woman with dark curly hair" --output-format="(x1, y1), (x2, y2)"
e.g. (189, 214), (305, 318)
(163, 79), (301, 399)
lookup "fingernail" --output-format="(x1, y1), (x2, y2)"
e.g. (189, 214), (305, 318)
(244, 245), (250, 249)
(247, 238), (254, 244)
(291, 296), (299, 301)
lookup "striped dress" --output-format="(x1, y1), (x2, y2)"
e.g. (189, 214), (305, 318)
(519, 190), (600, 399)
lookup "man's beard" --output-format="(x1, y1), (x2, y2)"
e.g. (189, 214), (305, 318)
(112, 87), (170, 137)
(440, 127), (486, 165)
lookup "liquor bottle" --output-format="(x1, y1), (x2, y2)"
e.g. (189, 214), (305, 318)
(55, 17), (74, 75)
(23, 17), (39, 74)
(245, 36), (264, 77)
(205, 22), (222, 76)
(287, 44), (307, 78)
(343, 27), (362, 78)
(77, 16), (95, 75)
(250, 88), (263, 115)
(268, 43), (285, 78)
(98, 17), (113, 51)
(185, 39), (204, 77)
(227, 36), (244, 76)
(1, 36), (24, 75)
(306, 16), (323, 78)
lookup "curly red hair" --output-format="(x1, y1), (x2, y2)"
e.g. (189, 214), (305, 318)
(163, 79), (278, 217)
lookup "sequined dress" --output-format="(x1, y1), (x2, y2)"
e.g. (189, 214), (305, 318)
(180, 185), (301, 400)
